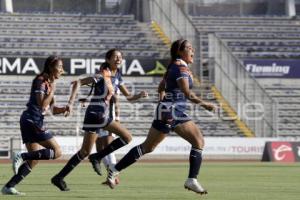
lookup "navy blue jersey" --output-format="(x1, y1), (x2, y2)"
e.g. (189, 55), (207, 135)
(20, 73), (54, 143)
(90, 66), (114, 106)
(111, 69), (123, 94)
(26, 74), (52, 116)
(162, 59), (193, 111)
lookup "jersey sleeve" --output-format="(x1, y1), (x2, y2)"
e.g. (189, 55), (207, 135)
(93, 73), (103, 83)
(175, 65), (190, 81)
(34, 77), (47, 94)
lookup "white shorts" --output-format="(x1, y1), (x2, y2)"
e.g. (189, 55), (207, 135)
(97, 102), (116, 138)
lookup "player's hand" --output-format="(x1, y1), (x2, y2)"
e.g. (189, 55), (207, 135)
(48, 82), (56, 96)
(201, 102), (217, 112)
(139, 91), (148, 98)
(64, 104), (73, 117)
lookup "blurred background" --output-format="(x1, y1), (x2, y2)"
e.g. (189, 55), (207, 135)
(1, 0), (300, 162)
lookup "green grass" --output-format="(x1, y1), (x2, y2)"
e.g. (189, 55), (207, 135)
(0, 162), (299, 200)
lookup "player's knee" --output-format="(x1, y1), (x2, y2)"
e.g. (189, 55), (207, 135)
(53, 148), (62, 159)
(193, 136), (204, 149)
(142, 145), (156, 154)
(79, 148), (90, 158)
(122, 134), (132, 144)
(28, 160), (39, 168)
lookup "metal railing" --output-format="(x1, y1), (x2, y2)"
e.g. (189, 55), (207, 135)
(149, 0), (201, 77)
(209, 33), (277, 137)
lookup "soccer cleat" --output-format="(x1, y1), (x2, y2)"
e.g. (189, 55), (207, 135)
(105, 165), (120, 189)
(13, 152), (24, 175)
(90, 159), (102, 176)
(184, 178), (208, 195)
(51, 175), (70, 191)
(1, 186), (25, 195)
(102, 175), (120, 185)
(88, 156), (102, 176)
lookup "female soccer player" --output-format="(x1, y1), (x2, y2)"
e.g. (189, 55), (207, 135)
(51, 49), (147, 191)
(1, 56), (74, 195)
(105, 39), (216, 195)
(92, 49), (138, 185)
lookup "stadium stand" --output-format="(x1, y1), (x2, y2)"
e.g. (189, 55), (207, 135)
(191, 16), (300, 59)
(0, 76), (241, 139)
(5, 1), (300, 153)
(0, 12), (168, 58)
(262, 81), (300, 137)
(189, 14), (300, 137)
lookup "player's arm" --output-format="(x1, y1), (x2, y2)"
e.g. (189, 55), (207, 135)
(119, 84), (148, 102)
(177, 78), (215, 111)
(157, 79), (166, 101)
(36, 82), (55, 110)
(50, 97), (69, 115)
(114, 94), (120, 121)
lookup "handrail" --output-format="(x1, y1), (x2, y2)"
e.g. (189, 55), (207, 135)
(213, 33), (275, 103)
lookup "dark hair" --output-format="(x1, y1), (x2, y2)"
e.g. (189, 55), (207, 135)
(101, 48), (122, 69)
(106, 48), (121, 60)
(170, 39), (187, 61)
(80, 49), (122, 104)
(41, 55), (62, 75)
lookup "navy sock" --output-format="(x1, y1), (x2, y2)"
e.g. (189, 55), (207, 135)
(89, 138), (127, 160)
(188, 148), (203, 178)
(5, 162), (32, 188)
(115, 145), (144, 171)
(21, 149), (55, 160)
(56, 151), (83, 178)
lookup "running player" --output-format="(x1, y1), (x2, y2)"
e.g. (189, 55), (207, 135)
(1, 56), (74, 195)
(92, 49), (138, 186)
(105, 39), (216, 195)
(51, 49), (147, 191)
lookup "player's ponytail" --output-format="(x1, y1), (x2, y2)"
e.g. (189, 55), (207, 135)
(41, 55), (62, 76)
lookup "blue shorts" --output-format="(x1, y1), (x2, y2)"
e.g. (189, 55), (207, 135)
(20, 111), (53, 144)
(151, 102), (191, 133)
(82, 104), (113, 133)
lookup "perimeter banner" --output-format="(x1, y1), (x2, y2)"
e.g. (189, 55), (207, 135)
(262, 141), (300, 162)
(243, 59), (300, 78)
(0, 57), (168, 76)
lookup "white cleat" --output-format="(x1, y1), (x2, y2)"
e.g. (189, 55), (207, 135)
(1, 186), (25, 195)
(13, 152), (24, 175)
(184, 178), (208, 195)
(106, 165), (120, 189)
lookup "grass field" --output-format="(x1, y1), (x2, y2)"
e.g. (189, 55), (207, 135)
(0, 162), (299, 200)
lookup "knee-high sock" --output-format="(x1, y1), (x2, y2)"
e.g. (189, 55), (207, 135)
(188, 148), (203, 178)
(5, 161), (32, 188)
(115, 145), (144, 172)
(89, 138), (127, 160)
(55, 151), (83, 178)
(102, 153), (117, 168)
(21, 149), (55, 160)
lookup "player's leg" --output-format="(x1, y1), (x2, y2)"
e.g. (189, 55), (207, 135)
(88, 121), (131, 164)
(115, 126), (166, 171)
(101, 134), (115, 169)
(105, 127), (167, 189)
(2, 143), (40, 195)
(174, 121), (207, 195)
(13, 135), (60, 173)
(51, 132), (98, 191)
(91, 130), (112, 176)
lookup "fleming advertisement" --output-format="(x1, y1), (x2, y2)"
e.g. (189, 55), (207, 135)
(0, 57), (168, 76)
(244, 59), (300, 78)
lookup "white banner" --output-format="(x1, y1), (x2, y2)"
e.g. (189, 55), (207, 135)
(53, 136), (283, 157)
